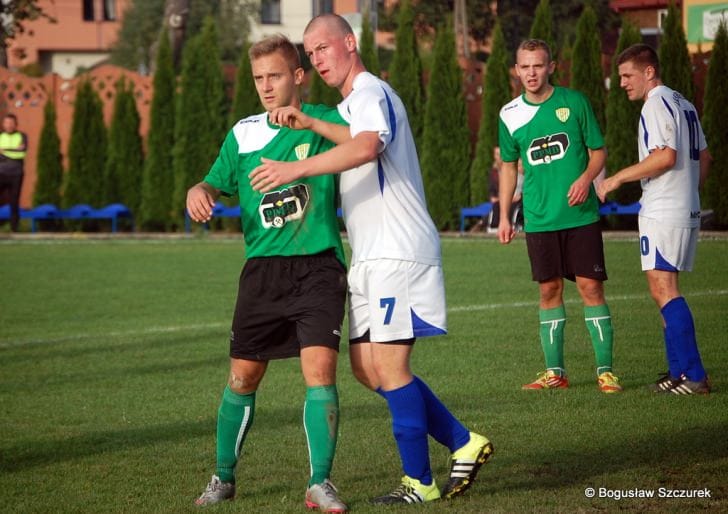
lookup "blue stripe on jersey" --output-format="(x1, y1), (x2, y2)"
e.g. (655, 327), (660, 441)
(660, 96), (675, 120)
(378, 158), (385, 193)
(411, 309), (447, 337)
(382, 87), (397, 141)
(640, 114), (649, 148)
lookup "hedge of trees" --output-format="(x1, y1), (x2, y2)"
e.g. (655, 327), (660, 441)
(33, 5), (728, 231)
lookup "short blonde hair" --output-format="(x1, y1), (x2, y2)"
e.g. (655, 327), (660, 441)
(249, 34), (301, 71)
(517, 39), (552, 62)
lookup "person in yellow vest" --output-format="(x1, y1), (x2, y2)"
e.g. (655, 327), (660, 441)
(0, 113), (27, 232)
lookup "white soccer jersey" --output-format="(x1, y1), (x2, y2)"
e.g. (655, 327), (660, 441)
(638, 85), (707, 228)
(336, 72), (441, 266)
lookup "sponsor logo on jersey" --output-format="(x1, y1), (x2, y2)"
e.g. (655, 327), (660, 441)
(258, 184), (310, 228)
(527, 132), (570, 165)
(555, 107), (570, 123)
(295, 143), (310, 160)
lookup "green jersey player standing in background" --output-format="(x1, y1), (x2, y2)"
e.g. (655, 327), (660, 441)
(498, 39), (622, 394)
(187, 35), (349, 513)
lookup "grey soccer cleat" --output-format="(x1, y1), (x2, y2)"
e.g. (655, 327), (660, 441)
(305, 479), (348, 513)
(195, 474), (235, 506)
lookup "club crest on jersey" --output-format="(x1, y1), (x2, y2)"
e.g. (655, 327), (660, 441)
(258, 184), (309, 228)
(295, 143), (310, 160)
(555, 107), (570, 123)
(527, 133), (570, 166)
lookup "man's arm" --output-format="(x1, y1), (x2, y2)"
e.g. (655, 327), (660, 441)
(186, 182), (221, 223)
(567, 147), (606, 207)
(597, 146), (676, 202)
(249, 131), (381, 192)
(268, 107), (351, 144)
(498, 160), (518, 244)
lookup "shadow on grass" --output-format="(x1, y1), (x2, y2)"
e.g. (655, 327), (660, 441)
(0, 328), (226, 364)
(0, 400), (388, 474)
(1, 355), (227, 392)
(488, 420), (728, 493)
(1, 418), (214, 474)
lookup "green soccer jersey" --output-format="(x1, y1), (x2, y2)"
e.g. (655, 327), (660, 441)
(203, 103), (346, 265)
(498, 87), (604, 232)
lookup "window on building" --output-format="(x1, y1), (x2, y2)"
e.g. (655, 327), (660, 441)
(261, 0), (281, 24)
(82, 0), (95, 21)
(103, 0), (117, 21)
(313, 0), (333, 16)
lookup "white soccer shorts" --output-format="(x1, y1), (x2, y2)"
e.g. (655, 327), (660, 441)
(347, 259), (447, 342)
(638, 216), (698, 272)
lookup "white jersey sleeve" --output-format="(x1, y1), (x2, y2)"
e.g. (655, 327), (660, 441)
(638, 85), (706, 228)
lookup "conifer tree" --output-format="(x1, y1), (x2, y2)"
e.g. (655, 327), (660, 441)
(388, 0), (424, 146)
(172, 16), (226, 228)
(64, 80), (107, 207)
(33, 100), (63, 207)
(702, 22), (728, 226)
(104, 77), (143, 217)
(140, 29), (176, 231)
(307, 70), (340, 107)
(470, 21), (511, 205)
(359, 8), (380, 77)
(529, 0), (559, 84)
(659, 1), (694, 102)
(420, 21), (471, 230)
(605, 20), (642, 205)
(571, 4), (606, 132)
(229, 41), (261, 126)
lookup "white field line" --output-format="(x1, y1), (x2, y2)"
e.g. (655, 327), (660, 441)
(449, 289), (728, 313)
(2, 289), (727, 348)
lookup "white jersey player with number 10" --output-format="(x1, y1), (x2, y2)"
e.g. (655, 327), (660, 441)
(597, 43), (710, 395)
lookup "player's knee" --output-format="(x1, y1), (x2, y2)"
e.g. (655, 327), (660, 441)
(350, 364), (377, 390)
(539, 281), (563, 302)
(228, 370), (261, 394)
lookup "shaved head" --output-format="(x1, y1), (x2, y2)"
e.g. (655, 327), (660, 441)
(304, 13), (354, 38)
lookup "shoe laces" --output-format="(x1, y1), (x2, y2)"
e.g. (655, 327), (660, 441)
(600, 372), (618, 383)
(318, 480), (340, 501)
(206, 477), (221, 492)
(390, 480), (415, 498)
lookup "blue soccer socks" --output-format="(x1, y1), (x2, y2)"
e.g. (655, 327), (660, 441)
(661, 297), (706, 381)
(413, 376), (470, 452)
(382, 381), (433, 486)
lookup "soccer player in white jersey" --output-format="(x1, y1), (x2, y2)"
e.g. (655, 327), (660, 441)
(249, 13), (493, 505)
(597, 43), (711, 395)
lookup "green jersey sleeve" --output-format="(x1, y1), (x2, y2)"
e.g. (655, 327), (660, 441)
(203, 130), (240, 196)
(499, 117), (520, 163)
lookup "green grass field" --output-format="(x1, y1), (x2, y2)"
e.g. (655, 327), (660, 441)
(1, 235), (727, 513)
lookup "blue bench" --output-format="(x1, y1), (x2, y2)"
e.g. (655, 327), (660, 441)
(185, 202), (241, 232)
(455, 200), (641, 234)
(0, 203), (133, 232)
(459, 202), (493, 233)
(598, 201), (641, 216)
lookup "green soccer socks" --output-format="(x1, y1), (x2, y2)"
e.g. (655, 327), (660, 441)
(304, 385), (339, 487)
(539, 305), (566, 374)
(215, 386), (255, 483)
(584, 304), (614, 375)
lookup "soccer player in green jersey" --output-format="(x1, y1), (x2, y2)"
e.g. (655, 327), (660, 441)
(497, 39), (622, 393)
(187, 35), (349, 512)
